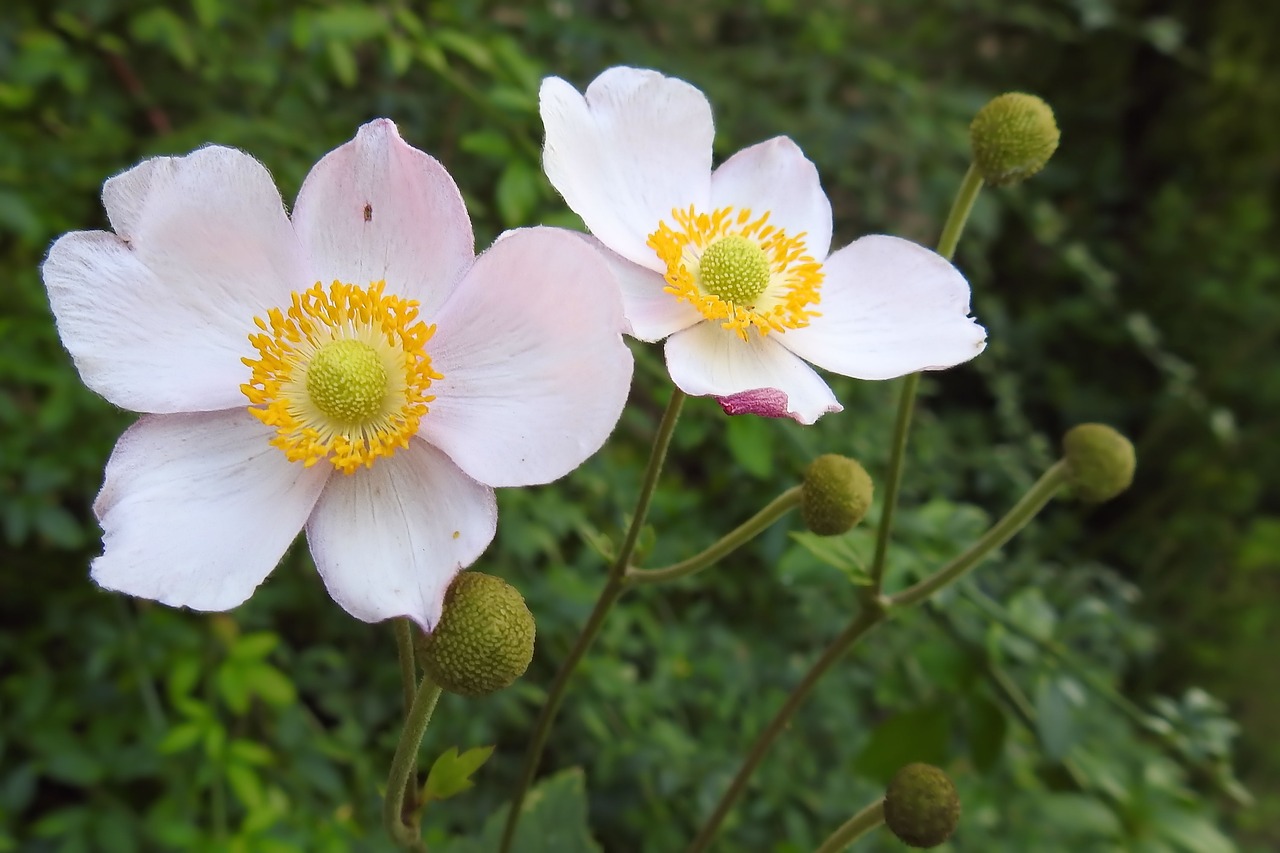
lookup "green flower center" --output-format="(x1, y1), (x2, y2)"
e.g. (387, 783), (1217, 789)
(698, 235), (771, 305)
(305, 339), (388, 424)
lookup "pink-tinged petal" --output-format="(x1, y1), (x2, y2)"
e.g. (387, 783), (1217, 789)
(665, 321), (843, 425)
(108, 146), (308, 321)
(575, 233), (701, 342)
(541, 68), (714, 271)
(44, 149), (311, 413)
(717, 388), (792, 418)
(422, 227), (634, 487)
(711, 137), (833, 260)
(782, 235), (987, 380)
(292, 119), (475, 318)
(91, 410), (329, 612)
(306, 440), (496, 631)
(44, 232), (257, 413)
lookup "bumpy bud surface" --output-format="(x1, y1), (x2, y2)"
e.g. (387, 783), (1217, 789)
(417, 572), (535, 698)
(883, 763), (960, 849)
(801, 454), (873, 536)
(1062, 423), (1136, 503)
(969, 92), (1060, 186)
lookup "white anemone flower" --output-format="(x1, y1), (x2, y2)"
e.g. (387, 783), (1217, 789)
(41, 119), (633, 631)
(540, 67), (988, 424)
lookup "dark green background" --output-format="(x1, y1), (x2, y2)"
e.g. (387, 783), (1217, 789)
(2, 1), (1276, 850)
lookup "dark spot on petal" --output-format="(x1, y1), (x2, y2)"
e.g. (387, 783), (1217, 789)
(363, 203), (373, 222)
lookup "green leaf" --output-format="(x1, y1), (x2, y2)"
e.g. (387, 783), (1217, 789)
(439, 768), (601, 853)
(853, 703), (950, 784)
(229, 631), (279, 661)
(243, 663), (297, 708)
(423, 745), (495, 803)
(495, 162), (541, 227)
(788, 530), (872, 585)
(1034, 793), (1123, 838)
(725, 415), (774, 479)
(1035, 675), (1084, 761)
(157, 722), (203, 755)
(967, 693), (1008, 771)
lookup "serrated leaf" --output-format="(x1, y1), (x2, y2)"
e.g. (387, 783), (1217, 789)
(438, 768), (600, 853)
(853, 704), (950, 784)
(788, 530), (872, 585)
(423, 745), (495, 803)
(1036, 675), (1082, 761)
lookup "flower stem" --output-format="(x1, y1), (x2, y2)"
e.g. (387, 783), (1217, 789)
(383, 676), (443, 852)
(688, 459), (1065, 850)
(866, 371), (920, 593)
(624, 486), (802, 585)
(890, 461), (1067, 608)
(394, 618), (417, 718)
(499, 388), (686, 853)
(866, 160), (984, 595)
(936, 163), (984, 262)
(687, 603), (889, 853)
(813, 798), (886, 853)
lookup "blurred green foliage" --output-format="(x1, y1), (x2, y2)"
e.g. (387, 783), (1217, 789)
(2, 0), (1275, 850)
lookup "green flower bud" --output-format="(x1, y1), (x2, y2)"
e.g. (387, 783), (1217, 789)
(1062, 423), (1136, 503)
(883, 763), (960, 849)
(969, 92), (1060, 186)
(416, 572), (535, 698)
(801, 454), (873, 536)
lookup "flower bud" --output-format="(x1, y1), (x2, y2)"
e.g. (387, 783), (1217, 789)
(969, 93), (1060, 186)
(801, 454), (873, 536)
(416, 572), (535, 698)
(883, 763), (960, 849)
(1062, 423), (1136, 503)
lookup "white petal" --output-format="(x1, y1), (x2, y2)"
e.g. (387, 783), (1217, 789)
(421, 227), (634, 487)
(42, 233), (250, 412)
(782, 236), (987, 380)
(575, 234), (701, 342)
(292, 119), (475, 319)
(541, 68), (714, 270)
(109, 146), (308, 324)
(711, 137), (833, 259)
(44, 148), (312, 413)
(306, 440), (496, 631)
(91, 410), (329, 612)
(665, 322), (842, 425)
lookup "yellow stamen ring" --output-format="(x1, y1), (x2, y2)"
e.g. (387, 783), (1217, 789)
(647, 205), (823, 340)
(241, 280), (441, 475)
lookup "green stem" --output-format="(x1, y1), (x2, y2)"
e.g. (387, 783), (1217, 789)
(687, 604), (889, 853)
(499, 388), (686, 853)
(383, 677), (443, 852)
(867, 372), (920, 593)
(624, 487), (802, 585)
(813, 798), (886, 853)
(936, 163), (984, 262)
(890, 461), (1068, 608)
(866, 160), (984, 595)
(395, 618), (417, 718)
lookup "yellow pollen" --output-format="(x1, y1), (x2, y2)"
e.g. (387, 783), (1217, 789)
(699, 235), (771, 304)
(240, 280), (441, 475)
(647, 205), (824, 340)
(306, 339), (387, 424)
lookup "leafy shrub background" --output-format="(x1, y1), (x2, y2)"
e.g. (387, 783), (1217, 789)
(1, 0), (1275, 850)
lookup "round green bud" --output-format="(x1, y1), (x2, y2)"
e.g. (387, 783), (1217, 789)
(969, 92), (1060, 186)
(801, 454), (873, 536)
(1062, 423), (1136, 503)
(416, 572), (535, 698)
(883, 763), (961, 849)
